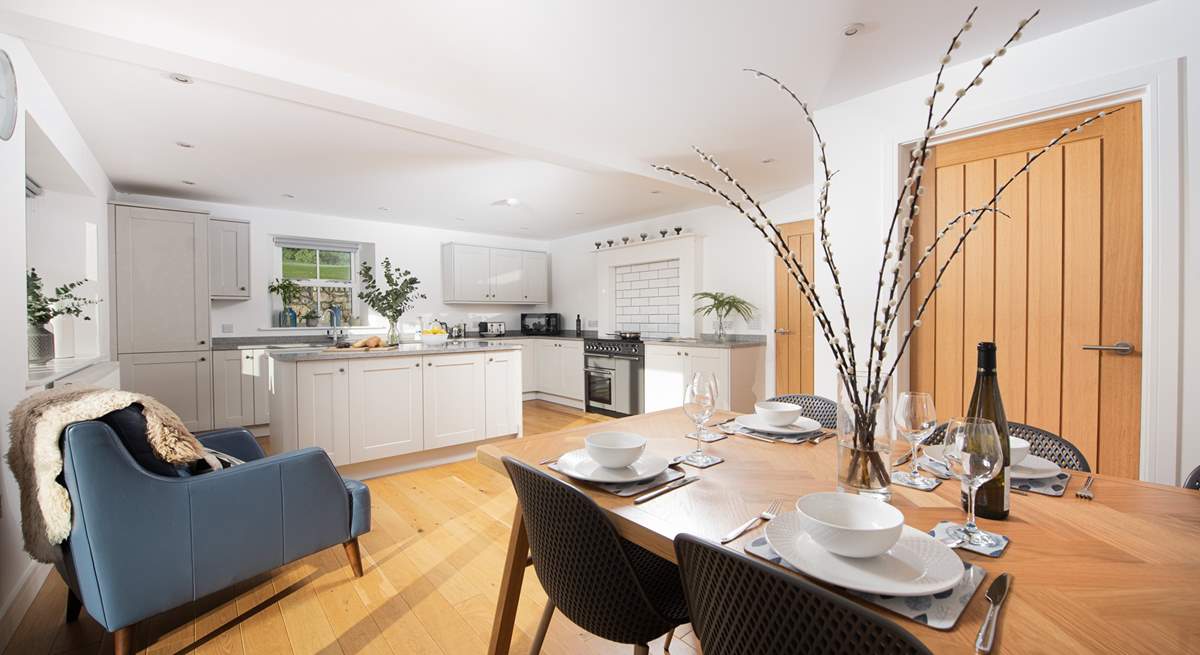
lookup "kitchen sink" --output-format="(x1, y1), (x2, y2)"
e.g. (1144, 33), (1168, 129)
(655, 337), (700, 343)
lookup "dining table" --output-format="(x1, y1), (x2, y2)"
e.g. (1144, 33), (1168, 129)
(476, 409), (1200, 654)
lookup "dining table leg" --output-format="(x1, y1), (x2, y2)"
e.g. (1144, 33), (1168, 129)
(489, 504), (530, 655)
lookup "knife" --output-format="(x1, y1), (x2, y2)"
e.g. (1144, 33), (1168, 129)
(975, 573), (1012, 653)
(634, 476), (698, 504)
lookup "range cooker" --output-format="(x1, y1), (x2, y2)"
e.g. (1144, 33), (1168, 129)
(583, 337), (644, 417)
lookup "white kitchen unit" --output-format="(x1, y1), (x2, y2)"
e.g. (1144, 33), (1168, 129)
(295, 360), (350, 465)
(348, 356), (424, 461)
(208, 218), (250, 299)
(441, 242), (549, 304)
(484, 350), (522, 437)
(118, 351), (213, 431)
(422, 352), (487, 449)
(212, 349), (255, 428)
(643, 343), (765, 414)
(531, 339), (583, 402)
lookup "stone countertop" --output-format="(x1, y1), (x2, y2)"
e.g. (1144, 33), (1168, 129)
(641, 335), (767, 350)
(212, 336), (338, 351)
(268, 340), (523, 362)
(26, 356), (115, 389)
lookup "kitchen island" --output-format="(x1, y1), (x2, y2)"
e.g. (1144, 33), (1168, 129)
(269, 340), (523, 478)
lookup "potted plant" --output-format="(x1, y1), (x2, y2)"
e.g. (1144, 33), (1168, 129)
(693, 292), (756, 340)
(357, 258), (425, 345)
(268, 278), (302, 327)
(27, 268), (100, 364)
(301, 308), (321, 327)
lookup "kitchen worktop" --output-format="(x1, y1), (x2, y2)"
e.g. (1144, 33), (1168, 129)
(268, 340), (522, 361)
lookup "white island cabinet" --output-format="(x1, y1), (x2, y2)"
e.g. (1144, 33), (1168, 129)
(270, 345), (523, 473)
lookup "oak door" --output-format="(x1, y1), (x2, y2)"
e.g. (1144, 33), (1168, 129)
(774, 220), (816, 395)
(912, 102), (1142, 477)
(348, 356), (424, 461)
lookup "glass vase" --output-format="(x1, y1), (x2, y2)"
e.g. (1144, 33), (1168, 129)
(386, 320), (400, 345)
(836, 371), (895, 501)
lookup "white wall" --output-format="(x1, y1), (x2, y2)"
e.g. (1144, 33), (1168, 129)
(810, 0), (1197, 483)
(117, 194), (551, 337)
(0, 34), (112, 649)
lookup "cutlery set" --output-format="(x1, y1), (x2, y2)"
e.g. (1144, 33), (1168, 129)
(720, 500), (783, 544)
(1075, 476), (1096, 500)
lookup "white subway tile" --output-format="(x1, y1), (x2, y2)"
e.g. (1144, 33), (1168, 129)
(631, 297), (649, 306)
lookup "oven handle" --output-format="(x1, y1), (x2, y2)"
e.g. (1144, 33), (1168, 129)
(584, 367), (615, 377)
(587, 354), (643, 361)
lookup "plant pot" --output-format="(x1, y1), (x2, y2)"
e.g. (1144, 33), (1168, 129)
(28, 323), (55, 365)
(835, 372), (894, 500)
(304, 317), (319, 327)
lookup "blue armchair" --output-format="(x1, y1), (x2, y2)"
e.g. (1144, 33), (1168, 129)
(55, 414), (371, 655)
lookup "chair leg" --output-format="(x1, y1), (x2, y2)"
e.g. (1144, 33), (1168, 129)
(65, 588), (82, 623)
(343, 538), (364, 577)
(529, 602), (554, 654)
(633, 644), (649, 655)
(663, 628), (674, 652)
(113, 625), (133, 655)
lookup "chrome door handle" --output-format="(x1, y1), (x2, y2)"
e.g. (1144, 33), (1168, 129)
(774, 328), (792, 335)
(1082, 341), (1134, 355)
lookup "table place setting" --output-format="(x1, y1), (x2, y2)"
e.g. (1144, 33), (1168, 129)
(715, 401), (829, 444)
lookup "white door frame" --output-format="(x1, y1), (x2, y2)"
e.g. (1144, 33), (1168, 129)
(886, 59), (1183, 485)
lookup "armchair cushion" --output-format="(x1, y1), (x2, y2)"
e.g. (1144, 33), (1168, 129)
(97, 405), (188, 477)
(196, 428), (266, 462)
(344, 479), (370, 538)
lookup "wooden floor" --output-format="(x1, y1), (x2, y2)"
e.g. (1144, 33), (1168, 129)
(4, 400), (701, 655)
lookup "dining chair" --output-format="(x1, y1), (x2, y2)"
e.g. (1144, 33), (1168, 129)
(926, 421), (1091, 472)
(502, 457), (688, 654)
(1184, 464), (1200, 490)
(673, 533), (932, 655)
(766, 394), (837, 429)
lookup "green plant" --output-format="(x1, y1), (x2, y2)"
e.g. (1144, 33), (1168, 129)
(357, 258), (425, 324)
(693, 291), (756, 325)
(27, 268), (99, 327)
(300, 308), (320, 321)
(268, 277), (302, 305)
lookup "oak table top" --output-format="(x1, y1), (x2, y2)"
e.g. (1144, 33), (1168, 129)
(477, 409), (1200, 654)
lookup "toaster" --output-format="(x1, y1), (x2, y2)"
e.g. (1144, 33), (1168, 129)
(478, 321), (506, 337)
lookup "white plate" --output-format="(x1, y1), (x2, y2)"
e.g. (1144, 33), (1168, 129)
(1011, 453), (1062, 479)
(555, 449), (670, 484)
(764, 511), (964, 596)
(734, 414), (823, 435)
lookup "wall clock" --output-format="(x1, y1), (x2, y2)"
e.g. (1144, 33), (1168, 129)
(0, 49), (17, 141)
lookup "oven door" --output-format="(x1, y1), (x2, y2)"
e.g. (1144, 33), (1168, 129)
(584, 353), (640, 416)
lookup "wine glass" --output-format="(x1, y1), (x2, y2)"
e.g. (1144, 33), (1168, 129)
(942, 417), (1005, 547)
(682, 372), (719, 466)
(893, 392), (938, 490)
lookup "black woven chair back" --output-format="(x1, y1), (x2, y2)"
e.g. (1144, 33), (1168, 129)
(1184, 465), (1200, 491)
(767, 394), (837, 429)
(502, 457), (683, 645)
(925, 421), (1091, 472)
(674, 534), (932, 655)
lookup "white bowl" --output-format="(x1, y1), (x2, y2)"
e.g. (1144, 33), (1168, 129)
(795, 492), (905, 558)
(754, 401), (803, 427)
(1010, 436), (1030, 465)
(420, 333), (448, 346)
(585, 432), (647, 469)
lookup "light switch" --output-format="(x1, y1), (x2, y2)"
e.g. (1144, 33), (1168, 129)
(221, 323), (234, 333)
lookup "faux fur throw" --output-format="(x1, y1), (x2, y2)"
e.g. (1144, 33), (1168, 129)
(6, 386), (206, 563)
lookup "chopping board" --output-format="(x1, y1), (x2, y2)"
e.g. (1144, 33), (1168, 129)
(322, 345), (399, 353)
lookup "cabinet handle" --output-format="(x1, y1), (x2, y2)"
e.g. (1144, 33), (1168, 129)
(200, 357), (206, 362)
(245, 355), (252, 360)
(676, 351), (681, 356)
(488, 357), (494, 362)
(339, 368), (345, 373)
(240, 286), (246, 291)
(200, 339), (206, 345)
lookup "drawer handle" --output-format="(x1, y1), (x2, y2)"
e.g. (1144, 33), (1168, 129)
(339, 368), (345, 373)
(240, 286), (247, 291)
(200, 339), (206, 345)
(200, 357), (206, 362)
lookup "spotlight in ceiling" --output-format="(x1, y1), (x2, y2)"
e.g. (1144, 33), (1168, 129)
(377, 206), (389, 211)
(281, 193), (295, 199)
(843, 22), (864, 37)
(575, 211), (585, 215)
(761, 157), (777, 164)
(520, 227), (530, 231)
(169, 73), (194, 84)
(491, 197), (520, 207)
(650, 190), (662, 195)
(181, 180), (196, 185)
(175, 141), (194, 149)
(455, 217), (466, 221)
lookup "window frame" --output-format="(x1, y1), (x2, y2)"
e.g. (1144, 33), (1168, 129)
(272, 236), (363, 326)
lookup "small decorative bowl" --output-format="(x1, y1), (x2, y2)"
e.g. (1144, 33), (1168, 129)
(585, 432), (648, 469)
(795, 492), (904, 558)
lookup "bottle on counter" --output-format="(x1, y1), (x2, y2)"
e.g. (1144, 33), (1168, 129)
(962, 341), (1011, 520)
(575, 314), (583, 337)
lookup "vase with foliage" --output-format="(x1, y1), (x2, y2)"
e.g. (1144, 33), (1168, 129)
(357, 258), (425, 345)
(27, 269), (99, 364)
(268, 278), (302, 327)
(654, 7), (1114, 498)
(693, 291), (756, 340)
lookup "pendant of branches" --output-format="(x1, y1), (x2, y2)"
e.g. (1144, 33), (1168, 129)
(654, 6), (1117, 475)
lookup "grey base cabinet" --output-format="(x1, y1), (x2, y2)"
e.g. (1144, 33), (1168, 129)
(211, 348), (272, 428)
(119, 352), (213, 432)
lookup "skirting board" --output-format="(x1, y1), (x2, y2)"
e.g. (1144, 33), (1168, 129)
(0, 561), (51, 653)
(337, 433), (521, 481)
(524, 392), (584, 409)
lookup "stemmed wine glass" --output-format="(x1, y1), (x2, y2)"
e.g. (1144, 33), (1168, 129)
(682, 371), (720, 467)
(893, 392), (938, 490)
(942, 417), (1005, 548)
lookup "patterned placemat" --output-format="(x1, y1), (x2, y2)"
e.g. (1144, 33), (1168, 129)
(929, 521), (1010, 557)
(744, 537), (986, 630)
(548, 464), (685, 497)
(1012, 472), (1070, 496)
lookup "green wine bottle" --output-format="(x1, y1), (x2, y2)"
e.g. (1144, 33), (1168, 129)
(961, 342), (1011, 520)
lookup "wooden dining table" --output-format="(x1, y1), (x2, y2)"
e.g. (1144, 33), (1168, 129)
(476, 409), (1200, 654)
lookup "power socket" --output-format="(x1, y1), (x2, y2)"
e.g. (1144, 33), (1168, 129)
(587, 320), (598, 328)
(221, 324), (234, 334)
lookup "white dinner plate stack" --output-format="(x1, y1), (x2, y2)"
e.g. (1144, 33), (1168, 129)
(554, 449), (670, 484)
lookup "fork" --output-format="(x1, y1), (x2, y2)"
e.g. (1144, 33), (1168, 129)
(720, 500), (783, 544)
(1075, 476), (1096, 500)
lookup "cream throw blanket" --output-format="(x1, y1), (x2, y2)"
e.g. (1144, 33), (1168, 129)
(6, 387), (206, 563)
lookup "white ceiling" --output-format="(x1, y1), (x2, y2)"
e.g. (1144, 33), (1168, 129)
(1, 0), (1154, 237)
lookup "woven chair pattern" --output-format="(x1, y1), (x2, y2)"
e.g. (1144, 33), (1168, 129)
(925, 421), (1091, 472)
(767, 394), (838, 430)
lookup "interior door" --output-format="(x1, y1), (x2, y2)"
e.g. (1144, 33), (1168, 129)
(774, 220), (816, 395)
(348, 356), (423, 461)
(912, 102), (1142, 477)
(490, 248), (525, 302)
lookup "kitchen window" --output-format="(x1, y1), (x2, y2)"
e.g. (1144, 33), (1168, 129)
(273, 236), (365, 325)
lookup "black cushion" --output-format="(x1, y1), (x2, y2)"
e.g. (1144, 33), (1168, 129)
(97, 404), (189, 477)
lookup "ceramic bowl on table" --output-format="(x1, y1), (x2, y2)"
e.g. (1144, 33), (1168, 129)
(795, 492), (905, 558)
(1009, 436), (1030, 465)
(585, 431), (647, 469)
(754, 401), (803, 427)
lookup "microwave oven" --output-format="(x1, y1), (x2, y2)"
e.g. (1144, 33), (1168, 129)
(520, 313), (561, 335)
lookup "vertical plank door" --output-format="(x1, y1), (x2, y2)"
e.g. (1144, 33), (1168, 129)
(773, 220), (816, 396)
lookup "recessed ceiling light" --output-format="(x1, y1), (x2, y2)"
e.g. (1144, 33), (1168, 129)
(169, 73), (194, 84)
(281, 193), (295, 198)
(455, 217), (466, 221)
(176, 141), (194, 149)
(377, 206), (389, 211)
(575, 211), (585, 215)
(181, 180), (196, 185)
(490, 197), (520, 207)
(650, 190), (662, 195)
(843, 22), (864, 37)
(761, 158), (777, 164)
(520, 227), (530, 231)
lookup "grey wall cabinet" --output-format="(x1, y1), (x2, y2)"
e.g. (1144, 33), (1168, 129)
(209, 218), (250, 299)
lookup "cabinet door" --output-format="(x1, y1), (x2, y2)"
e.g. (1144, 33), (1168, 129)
(114, 205), (209, 353)
(252, 349), (271, 425)
(119, 351), (213, 431)
(212, 349), (255, 428)
(558, 340), (584, 401)
(644, 345), (686, 412)
(490, 248), (525, 302)
(485, 351), (522, 437)
(296, 361), (350, 465)
(685, 348), (731, 411)
(520, 341), (536, 393)
(208, 219), (250, 298)
(422, 353), (486, 449)
(521, 251), (548, 303)
(348, 357), (424, 461)
(453, 244), (493, 301)
(534, 340), (560, 395)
